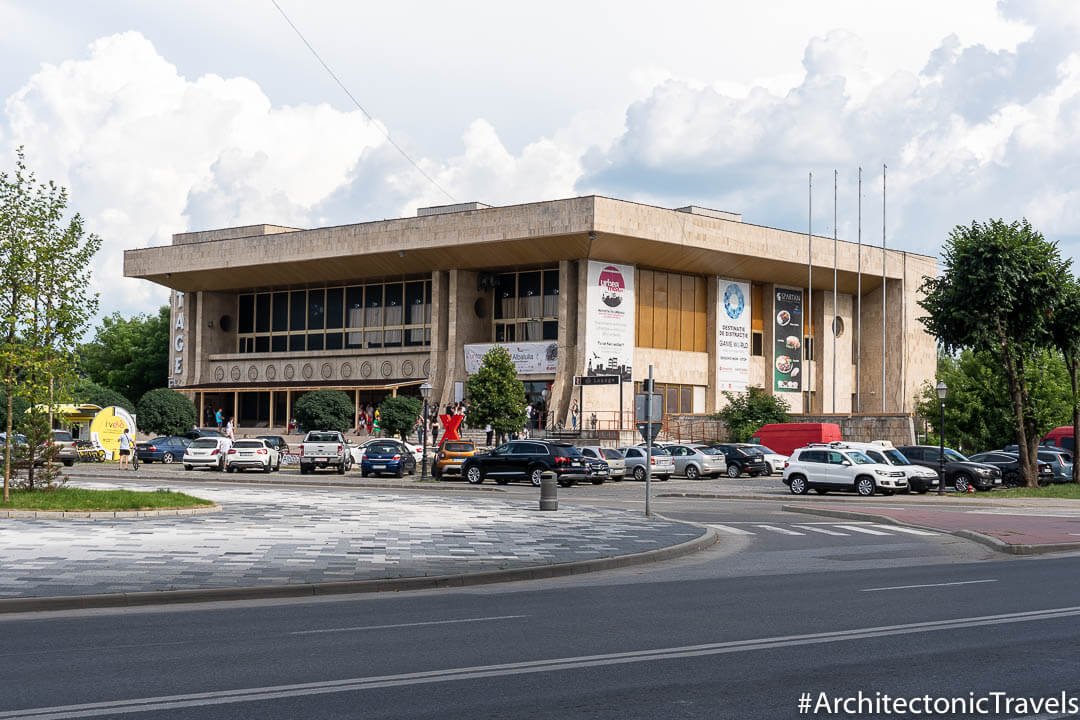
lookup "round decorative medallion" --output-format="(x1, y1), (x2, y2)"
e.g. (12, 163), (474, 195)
(401, 359), (415, 377)
(215, 366), (225, 382)
(340, 362), (353, 378)
(302, 363), (314, 379)
(230, 365), (241, 381)
(247, 365), (258, 381)
(380, 361), (393, 378)
(360, 361), (373, 378)
(283, 364), (295, 380)
(423, 359), (431, 376)
(266, 365), (277, 380)
(320, 362), (333, 379)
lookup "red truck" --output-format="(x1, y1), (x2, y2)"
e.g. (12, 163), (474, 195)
(748, 423), (842, 457)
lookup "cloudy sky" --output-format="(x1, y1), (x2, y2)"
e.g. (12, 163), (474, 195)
(1, 1), (1076, 323)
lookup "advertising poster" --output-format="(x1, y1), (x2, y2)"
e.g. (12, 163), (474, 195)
(717, 279), (751, 392)
(585, 260), (635, 381)
(464, 342), (558, 375)
(773, 287), (803, 392)
(89, 405), (137, 460)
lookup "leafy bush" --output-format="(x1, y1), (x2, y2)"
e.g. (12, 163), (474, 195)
(294, 390), (354, 433)
(136, 388), (197, 436)
(465, 346), (527, 435)
(71, 378), (134, 413)
(713, 386), (791, 442)
(379, 396), (422, 441)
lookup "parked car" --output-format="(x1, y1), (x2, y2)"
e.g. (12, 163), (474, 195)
(896, 445), (1003, 492)
(256, 435), (290, 456)
(712, 444), (770, 478)
(298, 431), (349, 475)
(1041, 426), (1076, 453)
(226, 438), (280, 473)
(183, 436), (232, 471)
(433, 439), (477, 479)
(618, 446), (675, 481)
(360, 439), (417, 477)
(665, 444), (727, 479)
(1001, 445), (1073, 481)
(349, 437), (424, 468)
(969, 451), (1055, 487)
(748, 423), (842, 456)
(462, 440), (589, 487)
(834, 441), (940, 493)
(578, 446), (627, 480)
(136, 436), (191, 464)
(782, 446), (908, 496)
(745, 444), (788, 475)
(47, 430), (79, 467)
(184, 427), (223, 440)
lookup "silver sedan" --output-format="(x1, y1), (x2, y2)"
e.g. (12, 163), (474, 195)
(667, 444), (728, 479)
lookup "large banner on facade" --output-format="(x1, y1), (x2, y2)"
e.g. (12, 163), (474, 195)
(464, 342), (558, 375)
(717, 279), (751, 392)
(585, 260), (635, 381)
(773, 286), (803, 392)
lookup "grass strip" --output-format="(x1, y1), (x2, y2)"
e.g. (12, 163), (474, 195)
(1, 488), (214, 511)
(975, 484), (1080, 500)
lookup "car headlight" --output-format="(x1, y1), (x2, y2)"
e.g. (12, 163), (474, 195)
(874, 469), (892, 476)
(976, 467), (992, 475)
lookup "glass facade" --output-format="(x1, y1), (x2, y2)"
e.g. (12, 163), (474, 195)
(493, 268), (559, 342)
(237, 280), (432, 353)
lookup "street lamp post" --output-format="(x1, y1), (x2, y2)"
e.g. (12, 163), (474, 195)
(419, 381), (432, 480)
(936, 380), (947, 496)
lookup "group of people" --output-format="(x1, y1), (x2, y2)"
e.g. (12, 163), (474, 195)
(210, 408), (236, 440)
(356, 405), (382, 436)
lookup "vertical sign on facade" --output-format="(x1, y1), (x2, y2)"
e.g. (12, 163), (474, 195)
(773, 286), (803, 392)
(717, 279), (751, 392)
(172, 291), (185, 382)
(585, 261), (634, 381)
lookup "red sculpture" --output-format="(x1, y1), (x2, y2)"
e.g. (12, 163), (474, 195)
(440, 414), (464, 441)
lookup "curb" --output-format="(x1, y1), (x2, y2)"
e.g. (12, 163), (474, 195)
(0, 505), (222, 520)
(0, 525), (717, 614)
(62, 469), (507, 493)
(781, 504), (1080, 556)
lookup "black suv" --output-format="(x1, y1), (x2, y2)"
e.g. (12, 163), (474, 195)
(711, 443), (770, 478)
(462, 440), (589, 487)
(897, 445), (1003, 492)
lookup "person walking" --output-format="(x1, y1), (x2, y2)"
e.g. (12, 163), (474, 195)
(485, 423), (493, 447)
(430, 418), (440, 446)
(215, 408), (223, 430)
(225, 417), (235, 441)
(118, 428), (133, 470)
(415, 415), (424, 446)
(373, 409), (381, 437)
(570, 401), (579, 431)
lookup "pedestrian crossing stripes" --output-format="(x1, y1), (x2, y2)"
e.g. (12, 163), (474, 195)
(707, 522), (938, 538)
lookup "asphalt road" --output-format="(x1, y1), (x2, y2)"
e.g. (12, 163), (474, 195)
(3, 487), (1077, 719)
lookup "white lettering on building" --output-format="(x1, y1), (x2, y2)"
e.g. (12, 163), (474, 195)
(173, 291), (184, 376)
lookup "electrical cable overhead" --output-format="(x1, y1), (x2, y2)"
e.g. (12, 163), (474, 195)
(270, 0), (456, 203)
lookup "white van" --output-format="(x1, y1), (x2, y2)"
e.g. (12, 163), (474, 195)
(832, 441), (940, 494)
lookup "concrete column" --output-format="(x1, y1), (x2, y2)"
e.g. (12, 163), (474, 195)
(285, 391), (291, 432)
(548, 259), (579, 425)
(232, 390), (238, 425)
(354, 389), (360, 432)
(198, 392), (205, 428)
(705, 276), (719, 413)
(269, 391), (274, 430)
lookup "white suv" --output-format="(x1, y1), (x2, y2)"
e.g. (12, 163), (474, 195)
(837, 441), (939, 494)
(783, 445), (908, 496)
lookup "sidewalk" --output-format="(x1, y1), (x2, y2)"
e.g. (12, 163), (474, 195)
(0, 480), (713, 612)
(785, 503), (1080, 555)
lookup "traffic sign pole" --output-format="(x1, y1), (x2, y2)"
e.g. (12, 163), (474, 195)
(645, 364), (653, 518)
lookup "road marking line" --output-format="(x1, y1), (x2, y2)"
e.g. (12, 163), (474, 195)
(753, 524), (804, 535)
(791, 525), (849, 536)
(706, 524), (755, 535)
(290, 615), (528, 635)
(860, 579), (997, 592)
(6, 604), (1080, 719)
(869, 524), (938, 536)
(833, 524), (891, 536)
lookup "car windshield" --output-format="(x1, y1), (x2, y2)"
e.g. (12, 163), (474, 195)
(52, 431), (74, 442)
(944, 448), (969, 462)
(881, 449), (910, 465)
(726, 447), (749, 457)
(443, 442), (473, 452)
(754, 445), (779, 455)
(554, 446), (583, 457)
(234, 440), (263, 449)
(602, 449), (622, 460)
(191, 438), (218, 449)
(849, 451), (874, 465)
(694, 447), (721, 455)
(307, 433), (340, 443)
(650, 448), (669, 456)
(368, 443), (399, 454)
(150, 437), (168, 444)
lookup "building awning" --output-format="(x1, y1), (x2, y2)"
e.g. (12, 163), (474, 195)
(28, 403), (103, 422)
(180, 380), (426, 392)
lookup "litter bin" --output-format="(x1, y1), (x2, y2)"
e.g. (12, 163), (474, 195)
(539, 470), (558, 511)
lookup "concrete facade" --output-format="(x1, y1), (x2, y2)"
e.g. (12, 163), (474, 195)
(126, 196), (937, 433)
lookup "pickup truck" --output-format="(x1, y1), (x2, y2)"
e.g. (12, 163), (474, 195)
(298, 431), (350, 475)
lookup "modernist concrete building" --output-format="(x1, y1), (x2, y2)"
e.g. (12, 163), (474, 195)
(123, 196), (937, 434)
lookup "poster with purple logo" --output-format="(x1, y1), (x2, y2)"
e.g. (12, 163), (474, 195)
(773, 286), (803, 392)
(586, 260), (634, 381)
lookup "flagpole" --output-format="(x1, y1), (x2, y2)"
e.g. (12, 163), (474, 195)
(856, 166), (862, 412)
(832, 169), (838, 414)
(807, 172), (813, 415)
(881, 163), (887, 413)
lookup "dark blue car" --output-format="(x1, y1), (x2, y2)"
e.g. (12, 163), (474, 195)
(361, 440), (416, 478)
(136, 436), (192, 464)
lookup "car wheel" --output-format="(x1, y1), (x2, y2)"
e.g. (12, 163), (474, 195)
(726, 464), (741, 478)
(162, 453), (174, 464)
(789, 475), (809, 495)
(1003, 471), (1020, 488)
(226, 465), (235, 473)
(685, 465), (700, 480)
(184, 464), (193, 471)
(432, 467), (442, 480)
(633, 466), (646, 481)
(274, 460), (281, 472)
(856, 476), (876, 496)
(63, 459), (74, 467)
(558, 477), (575, 488)
(263, 461), (272, 474)
(217, 458), (225, 472)
(591, 476), (606, 485)
(466, 466), (484, 485)
(953, 473), (971, 493)
(396, 464), (405, 478)
(338, 461), (346, 475)
(530, 467), (544, 487)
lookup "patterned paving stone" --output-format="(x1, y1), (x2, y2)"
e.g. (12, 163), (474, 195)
(0, 481), (703, 599)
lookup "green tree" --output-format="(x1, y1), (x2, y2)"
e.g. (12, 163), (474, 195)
(294, 390), (354, 433)
(79, 305), (169, 405)
(1047, 275), (1080, 482)
(378, 396), (422, 441)
(712, 386), (791, 442)
(70, 378), (134, 413)
(0, 391), (30, 434)
(136, 389), (197, 436)
(920, 219), (1066, 487)
(465, 346), (528, 437)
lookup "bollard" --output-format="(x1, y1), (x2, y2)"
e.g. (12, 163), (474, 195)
(539, 470), (558, 511)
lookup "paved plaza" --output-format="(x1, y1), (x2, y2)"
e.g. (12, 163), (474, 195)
(0, 481), (706, 600)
